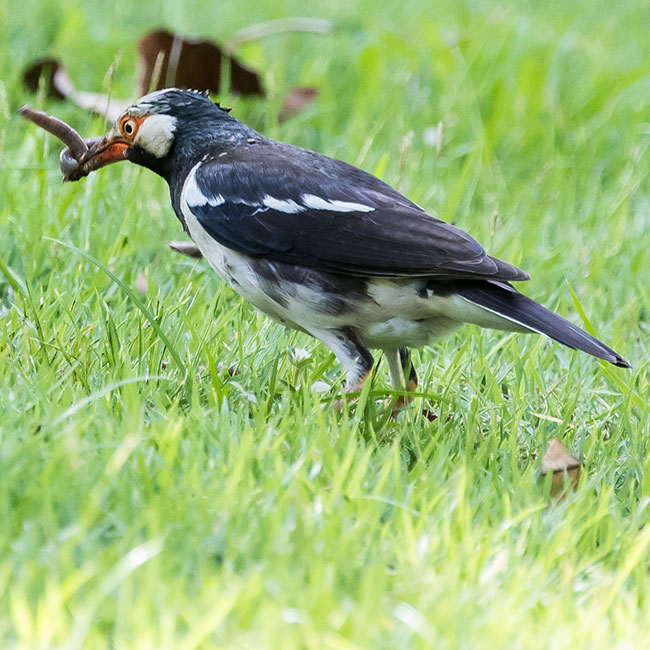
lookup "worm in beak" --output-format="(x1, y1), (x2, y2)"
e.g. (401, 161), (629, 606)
(19, 105), (129, 182)
(18, 105), (88, 159)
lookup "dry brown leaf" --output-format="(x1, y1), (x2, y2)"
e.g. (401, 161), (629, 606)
(22, 29), (263, 123)
(279, 86), (318, 123)
(22, 26), (333, 128)
(540, 437), (581, 497)
(22, 57), (68, 99)
(168, 241), (203, 259)
(22, 58), (130, 123)
(421, 409), (438, 422)
(137, 29), (264, 97)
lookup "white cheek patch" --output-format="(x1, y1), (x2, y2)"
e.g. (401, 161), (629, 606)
(134, 114), (176, 158)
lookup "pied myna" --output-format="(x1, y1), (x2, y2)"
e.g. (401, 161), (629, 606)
(69, 88), (630, 396)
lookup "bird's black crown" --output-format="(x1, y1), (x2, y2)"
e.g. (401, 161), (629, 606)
(134, 88), (231, 119)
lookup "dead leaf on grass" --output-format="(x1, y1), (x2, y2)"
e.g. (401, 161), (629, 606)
(23, 24), (333, 127)
(279, 86), (318, 123)
(22, 57), (68, 100)
(540, 437), (581, 498)
(22, 28), (264, 124)
(22, 58), (130, 122)
(137, 29), (264, 96)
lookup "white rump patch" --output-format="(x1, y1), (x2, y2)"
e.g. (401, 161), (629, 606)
(301, 194), (374, 212)
(262, 196), (305, 213)
(134, 114), (177, 158)
(183, 173), (224, 208)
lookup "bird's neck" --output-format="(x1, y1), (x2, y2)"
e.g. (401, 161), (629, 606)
(172, 121), (257, 179)
(132, 116), (261, 232)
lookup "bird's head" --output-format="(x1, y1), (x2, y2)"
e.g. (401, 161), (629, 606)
(81, 88), (249, 181)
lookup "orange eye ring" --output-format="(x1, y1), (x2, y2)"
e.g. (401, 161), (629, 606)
(120, 117), (138, 138)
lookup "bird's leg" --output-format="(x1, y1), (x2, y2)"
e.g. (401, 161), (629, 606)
(385, 348), (405, 390)
(308, 328), (374, 409)
(338, 330), (374, 403)
(399, 346), (418, 392)
(386, 347), (417, 412)
(399, 347), (437, 421)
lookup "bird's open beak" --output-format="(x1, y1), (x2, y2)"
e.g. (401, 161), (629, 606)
(80, 132), (130, 172)
(62, 131), (131, 181)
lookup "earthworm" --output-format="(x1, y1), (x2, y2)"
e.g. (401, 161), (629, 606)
(18, 105), (88, 160)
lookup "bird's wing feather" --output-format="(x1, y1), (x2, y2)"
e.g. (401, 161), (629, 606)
(182, 144), (528, 281)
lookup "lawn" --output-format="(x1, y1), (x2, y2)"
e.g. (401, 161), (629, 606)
(1, 0), (650, 647)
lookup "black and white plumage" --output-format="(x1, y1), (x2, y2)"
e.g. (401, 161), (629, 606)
(77, 88), (630, 395)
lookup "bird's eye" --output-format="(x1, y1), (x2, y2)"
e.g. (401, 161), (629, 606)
(121, 118), (137, 137)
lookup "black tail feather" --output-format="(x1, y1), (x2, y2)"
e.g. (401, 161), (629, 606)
(454, 281), (630, 368)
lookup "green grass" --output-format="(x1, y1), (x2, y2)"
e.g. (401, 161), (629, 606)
(1, 0), (650, 647)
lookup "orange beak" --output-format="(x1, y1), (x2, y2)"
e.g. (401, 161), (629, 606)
(63, 132), (131, 181)
(80, 134), (130, 172)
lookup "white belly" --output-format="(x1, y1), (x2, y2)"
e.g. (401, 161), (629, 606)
(186, 224), (289, 323)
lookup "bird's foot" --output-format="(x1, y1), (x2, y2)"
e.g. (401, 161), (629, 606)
(388, 377), (416, 417)
(333, 371), (373, 411)
(388, 379), (437, 421)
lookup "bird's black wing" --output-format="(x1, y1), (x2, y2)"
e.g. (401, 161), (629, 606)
(182, 143), (528, 281)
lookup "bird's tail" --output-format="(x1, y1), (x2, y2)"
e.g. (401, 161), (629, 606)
(453, 281), (630, 368)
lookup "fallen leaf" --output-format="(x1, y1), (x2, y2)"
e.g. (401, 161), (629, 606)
(422, 409), (438, 422)
(168, 241), (203, 259)
(540, 437), (581, 497)
(22, 58), (130, 122)
(21, 28), (263, 123)
(23, 23), (333, 128)
(279, 86), (318, 123)
(137, 29), (263, 96)
(22, 57), (68, 99)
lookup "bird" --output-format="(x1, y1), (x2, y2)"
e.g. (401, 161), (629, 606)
(73, 88), (630, 400)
